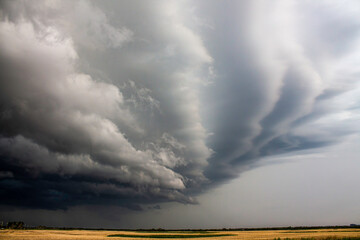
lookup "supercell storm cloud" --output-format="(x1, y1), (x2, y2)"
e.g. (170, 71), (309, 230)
(0, 0), (360, 211)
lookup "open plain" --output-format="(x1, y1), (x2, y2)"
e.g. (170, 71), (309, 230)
(1, 228), (360, 240)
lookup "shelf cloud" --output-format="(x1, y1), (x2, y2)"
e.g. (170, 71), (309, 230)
(1, 0), (359, 211)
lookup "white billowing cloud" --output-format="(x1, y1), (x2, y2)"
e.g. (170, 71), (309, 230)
(0, 135), (185, 189)
(0, 19), (187, 189)
(0, 0), (214, 208)
(13, 0), (133, 50)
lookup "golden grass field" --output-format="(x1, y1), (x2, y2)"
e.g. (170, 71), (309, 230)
(1, 228), (360, 240)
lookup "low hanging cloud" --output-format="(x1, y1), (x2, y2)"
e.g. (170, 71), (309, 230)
(0, 0), (360, 211)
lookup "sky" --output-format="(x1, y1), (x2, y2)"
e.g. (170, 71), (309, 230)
(0, 0), (359, 228)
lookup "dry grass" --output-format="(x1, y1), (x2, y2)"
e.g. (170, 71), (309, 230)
(1, 228), (360, 240)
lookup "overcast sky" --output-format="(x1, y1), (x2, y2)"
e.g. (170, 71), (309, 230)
(0, 0), (359, 228)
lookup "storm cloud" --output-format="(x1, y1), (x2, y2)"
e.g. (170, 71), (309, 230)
(0, 0), (359, 212)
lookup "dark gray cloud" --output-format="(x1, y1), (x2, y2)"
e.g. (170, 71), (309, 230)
(0, 0), (359, 216)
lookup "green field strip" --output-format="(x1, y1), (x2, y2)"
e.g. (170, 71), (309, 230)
(107, 233), (236, 238)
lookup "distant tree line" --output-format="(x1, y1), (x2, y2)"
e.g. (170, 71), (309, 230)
(5, 221), (25, 229)
(0, 221), (359, 230)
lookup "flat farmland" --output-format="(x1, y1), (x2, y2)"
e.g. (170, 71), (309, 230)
(1, 228), (360, 240)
